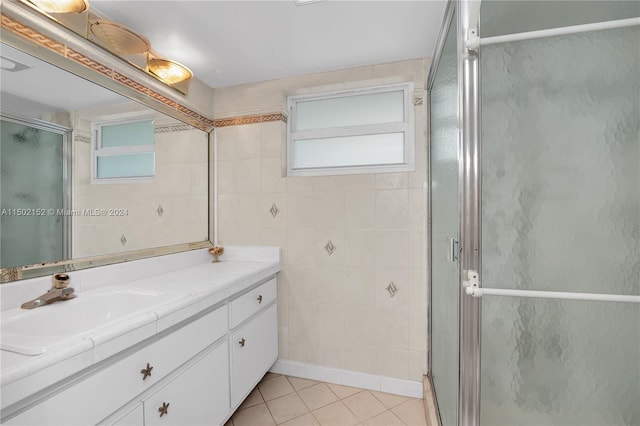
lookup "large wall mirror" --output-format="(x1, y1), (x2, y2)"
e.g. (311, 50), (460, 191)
(0, 9), (213, 282)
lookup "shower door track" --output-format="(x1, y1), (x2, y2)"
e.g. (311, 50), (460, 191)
(465, 286), (640, 304)
(480, 17), (640, 46)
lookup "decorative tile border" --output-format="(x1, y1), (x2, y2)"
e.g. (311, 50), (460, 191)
(213, 113), (287, 128)
(1, 13), (215, 132)
(74, 134), (91, 144)
(155, 124), (194, 133)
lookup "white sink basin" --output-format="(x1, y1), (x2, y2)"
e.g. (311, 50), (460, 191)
(1, 286), (186, 356)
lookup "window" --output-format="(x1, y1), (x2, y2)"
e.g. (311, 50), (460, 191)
(91, 116), (155, 183)
(287, 83), (414, 176)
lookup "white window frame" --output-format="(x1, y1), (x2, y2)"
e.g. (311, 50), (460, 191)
(91, 114), (155, 184)
(287, 82), (415, 176)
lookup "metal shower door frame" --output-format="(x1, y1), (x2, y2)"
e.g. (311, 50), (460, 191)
(0, 113), (73, 261)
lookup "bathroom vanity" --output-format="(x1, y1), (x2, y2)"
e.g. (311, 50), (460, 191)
(0, 247), (280, 425)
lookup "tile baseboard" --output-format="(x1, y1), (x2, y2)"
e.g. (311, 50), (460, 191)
(270, 359), (423, 399)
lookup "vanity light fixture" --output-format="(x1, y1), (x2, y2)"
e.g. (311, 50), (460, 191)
(147, 57), (192, 85)
(27, 0), (89, 14)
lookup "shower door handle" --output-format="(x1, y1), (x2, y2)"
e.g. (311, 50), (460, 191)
(446, 237), (459, 262)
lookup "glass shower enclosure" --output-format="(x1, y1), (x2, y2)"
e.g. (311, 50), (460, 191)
(428, 1), (640, 425)
(0, 115), (71, 269)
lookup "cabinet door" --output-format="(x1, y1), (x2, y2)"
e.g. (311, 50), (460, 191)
(109, 403), (144, 426)
(230, 303), (278, 408)
(144, 341), (229, 426)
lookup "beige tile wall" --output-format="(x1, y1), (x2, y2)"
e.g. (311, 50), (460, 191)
(214, 59), (429, 382)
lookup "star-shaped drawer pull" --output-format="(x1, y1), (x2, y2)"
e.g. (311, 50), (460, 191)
(159, 402), (170, 417)
(140, 362), (154, 380)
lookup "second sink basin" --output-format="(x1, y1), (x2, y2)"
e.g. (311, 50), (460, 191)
(1, 286), (187, 356)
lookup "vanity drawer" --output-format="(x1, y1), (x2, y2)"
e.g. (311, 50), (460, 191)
(5, 305), (227, 426)
(229, 277), (277, 328)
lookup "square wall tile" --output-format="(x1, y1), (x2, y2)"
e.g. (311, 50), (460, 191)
(316, 341), (345, 370)
(375, 308), (409, 351)
(215, 126), (237, 161)
(343, 344), (377, 376)
(345, 190), (376, 229)
(375, 190), (408, 229)
(345, 230), (377, 268)
(375, 269), (409, 309)
(375, 173), (408, 190)
(261, 121), (283, 159)
(315, 229), (346, 267)
(315, 267), (346, 305)
(217, 160), (237, 194)
(288, 338), (318, 364)
(287, 229), (316, 266)
(289, 302), (317, 339)
(375, 230), (409, 269)
(237, 123), (261, 159)
(315, 192), (346, 229)
(344, 307), (376, 346)
(286, 265), (319, 302)
(261, 193), (287, 229)
(237, 159), (261, 193)
(344, 268), (376, 308)
(315, 304), (345, 341)
(261, 157), (287, 193)
(288, 192), (316, 229)
(377, 349), (410, 380)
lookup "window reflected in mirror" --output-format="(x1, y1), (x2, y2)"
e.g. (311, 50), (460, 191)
(0, 42), (209, 270)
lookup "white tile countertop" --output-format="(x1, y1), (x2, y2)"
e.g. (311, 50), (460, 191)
(0, 246), (280, 410)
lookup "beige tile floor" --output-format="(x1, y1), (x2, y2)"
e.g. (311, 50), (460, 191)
(225, 373), (428, 426)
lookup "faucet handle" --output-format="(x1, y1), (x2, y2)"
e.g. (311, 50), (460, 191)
(52, 273), (70, 289)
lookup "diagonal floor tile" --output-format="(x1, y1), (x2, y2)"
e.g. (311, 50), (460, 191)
(312, 401), (359, 426)
(298, 383), (339, 411)
(325, 383), (362, 399)
(231, 403), (276, 426)
(342, 391), (387, 421)
(287, 376), (320, 391)
(391, 399), (427, 426)
(361, 410), (405, 426)
(280, 413), (321, 426)
(238, 387), (264, 410)
(369, 390), (410, 409)
(266, 392), (310, 424)
(259, 375), (295, 401)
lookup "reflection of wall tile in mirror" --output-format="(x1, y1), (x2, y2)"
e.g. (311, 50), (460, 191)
(72, 116), (209, 258)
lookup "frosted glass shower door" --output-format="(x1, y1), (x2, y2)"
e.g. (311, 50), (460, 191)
(479, 22), (640, 426)
(429, 9), (459, 426)
(1, 118), (67, 268)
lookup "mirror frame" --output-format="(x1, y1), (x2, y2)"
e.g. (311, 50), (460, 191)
(0, 0), (216, 283)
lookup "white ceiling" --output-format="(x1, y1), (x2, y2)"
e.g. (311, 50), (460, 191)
(90, 0), (448, 88)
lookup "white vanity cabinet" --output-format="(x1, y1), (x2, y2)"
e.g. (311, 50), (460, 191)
(143, 341), (230, 426)
(2, 275), (279, 426)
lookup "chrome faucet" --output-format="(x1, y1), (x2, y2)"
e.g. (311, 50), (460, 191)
(21, 273), (76, 309)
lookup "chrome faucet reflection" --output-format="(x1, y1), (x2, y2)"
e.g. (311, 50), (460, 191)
(21, 273), (76, 309)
